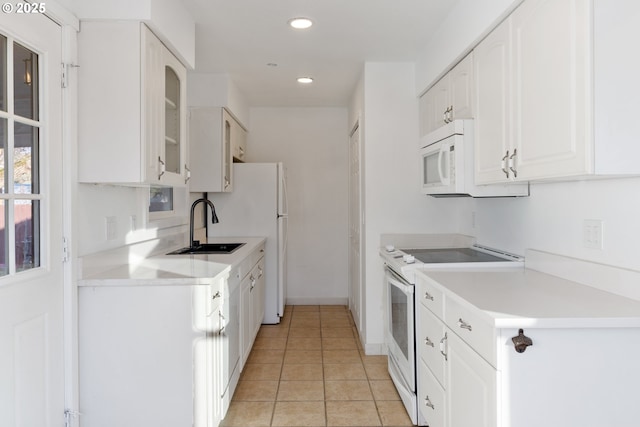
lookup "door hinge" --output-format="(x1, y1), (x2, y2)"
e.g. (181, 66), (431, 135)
(61, 62), (80, 88)
(62, 236), (70, 263)
(64, 409), (81, 427)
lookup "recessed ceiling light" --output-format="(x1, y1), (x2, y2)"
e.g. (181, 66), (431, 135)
(289, 17), (313, 29)
(297, 77), (313, 84)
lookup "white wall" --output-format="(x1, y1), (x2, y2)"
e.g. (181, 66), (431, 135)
(458, 178), (640, 271)
(246, 107), (350, 304)
(356, 63), (467, 351)
(187, 73), (250, 128)
(76, 184), (189, 256)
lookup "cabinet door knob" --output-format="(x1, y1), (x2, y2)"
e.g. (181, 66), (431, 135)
(424, 336), (435, 348)
(424, 291), (434, 301)
(212, 291), (221, 300)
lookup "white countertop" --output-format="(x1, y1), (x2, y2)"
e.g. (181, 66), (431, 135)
(79, 237), (266, 287)
(417, 267), (640, 329)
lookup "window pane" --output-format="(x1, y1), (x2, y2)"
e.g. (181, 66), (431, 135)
(13, 42), (38, 120)
(15, 199), (39, 272)
(0, 35), (6, 112)
(149, 186), (173, 212)
(14, 122), (38, 194)
(0, 117), (6, 193)
(0, 200), (7, 276)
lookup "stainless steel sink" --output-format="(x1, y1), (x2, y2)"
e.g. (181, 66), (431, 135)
(167, 242), (245, 255)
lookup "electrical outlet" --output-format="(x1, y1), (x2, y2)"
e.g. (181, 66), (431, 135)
(583, 219), (603, 249)
(105, 216), (117, 241)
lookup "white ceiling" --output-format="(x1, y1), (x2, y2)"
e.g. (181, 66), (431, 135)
(181, 0), (459, 107)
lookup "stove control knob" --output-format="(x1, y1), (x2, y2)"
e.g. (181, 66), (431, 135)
(403, 254), (415, 264)
(385, 245), (395, 252)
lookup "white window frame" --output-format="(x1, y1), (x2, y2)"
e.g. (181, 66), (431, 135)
(0, 33), (46, 279)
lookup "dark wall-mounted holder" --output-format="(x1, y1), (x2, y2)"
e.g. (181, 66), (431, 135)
(512, 329), (533, 353)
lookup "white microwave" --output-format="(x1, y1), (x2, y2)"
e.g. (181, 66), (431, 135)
(420, 120), (529, 197)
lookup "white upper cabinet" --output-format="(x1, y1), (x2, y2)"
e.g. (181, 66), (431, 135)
(189, 107), (247, 192)
(473, 19), (513, 184)
(474, 0), (640, 184)
(510, 0), (590, 181)
(420, 53), (474, 137)
(78, 22), (188, 186)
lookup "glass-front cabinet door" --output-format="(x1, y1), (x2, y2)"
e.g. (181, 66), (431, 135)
(154, 32), (187, 187)
(164, 66), (180, 176)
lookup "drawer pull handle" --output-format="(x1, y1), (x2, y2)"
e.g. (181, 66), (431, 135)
(424, 291), (434, 301)
(424, 396), (435, 410)
(212, 291), (221, 300)
(458, 318), (472, 331)
(439, 332), (448, 361)
(424, 337), (434, 348)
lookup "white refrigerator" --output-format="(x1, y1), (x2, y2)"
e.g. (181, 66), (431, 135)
(207, 163), (288, 324)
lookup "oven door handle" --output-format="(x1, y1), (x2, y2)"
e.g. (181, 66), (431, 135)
(386, 267), (414, 295)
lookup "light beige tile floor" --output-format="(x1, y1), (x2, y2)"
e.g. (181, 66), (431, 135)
(221, 305), (414, 427)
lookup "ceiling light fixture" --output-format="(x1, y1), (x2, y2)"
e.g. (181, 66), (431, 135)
(288, 17), (313, 29)
(297, 77), (313, 84)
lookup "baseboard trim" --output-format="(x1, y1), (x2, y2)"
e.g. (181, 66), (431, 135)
(285, 297), (349, 306)
(363, 342), (387, 356)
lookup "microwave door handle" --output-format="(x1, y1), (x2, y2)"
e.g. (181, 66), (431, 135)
(437, 144), (450, 186)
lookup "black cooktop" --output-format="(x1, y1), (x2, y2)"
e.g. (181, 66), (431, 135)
(400, 247), (512, 264)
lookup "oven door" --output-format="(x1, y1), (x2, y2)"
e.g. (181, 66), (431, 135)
(385, 266), (416, 389)
(385, 266), (417, 424)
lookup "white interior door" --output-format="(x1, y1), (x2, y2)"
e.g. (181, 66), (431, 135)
(0, 13), (64, 427)
(348, 124), (362, 332)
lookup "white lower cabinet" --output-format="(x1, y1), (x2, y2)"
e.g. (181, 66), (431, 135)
(418, 290), (496, 427)
(219, 276), (241, 419)
(78, 283), (222, 427)
(241, 255), (265, 366)
(446, 331), (496, 427)
(78, 242), (266, 427)
(418, 357), (446, 427)
(416, 271), (640, 427)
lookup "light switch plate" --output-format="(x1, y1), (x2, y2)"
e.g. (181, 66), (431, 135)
(583, 219), (603, 249)
(105, 216), (117, 241)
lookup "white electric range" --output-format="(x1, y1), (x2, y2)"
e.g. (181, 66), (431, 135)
(381, 244), (524, 284)
(380, 243), (524, 425)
